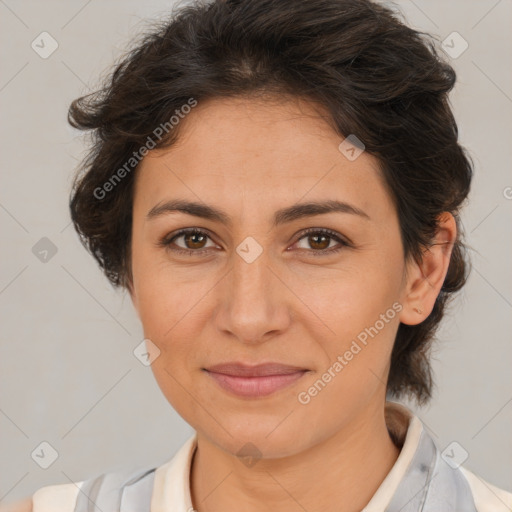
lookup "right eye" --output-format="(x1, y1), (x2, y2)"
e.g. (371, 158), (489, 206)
(158, 228), (218, 256)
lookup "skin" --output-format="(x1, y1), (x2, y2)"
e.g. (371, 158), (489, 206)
(0, 498), (32, 512)
(126, 95), (456, 512)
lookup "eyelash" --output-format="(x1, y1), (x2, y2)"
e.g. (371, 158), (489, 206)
(158, 227), (351, 257)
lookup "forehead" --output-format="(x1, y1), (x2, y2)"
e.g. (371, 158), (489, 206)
(134, 95), (395, 224)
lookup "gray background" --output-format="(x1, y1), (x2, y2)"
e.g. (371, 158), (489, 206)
(1, 0), (511, 504)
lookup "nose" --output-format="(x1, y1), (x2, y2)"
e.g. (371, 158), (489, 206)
(213, 246), (292, 345)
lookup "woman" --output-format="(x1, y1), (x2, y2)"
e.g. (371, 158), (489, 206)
(9, 0), (512, 510)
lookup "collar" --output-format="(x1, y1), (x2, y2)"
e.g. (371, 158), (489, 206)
(150, 401), (477, 512)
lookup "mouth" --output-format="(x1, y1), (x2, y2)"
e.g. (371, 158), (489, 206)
(202, 362), (309, 398)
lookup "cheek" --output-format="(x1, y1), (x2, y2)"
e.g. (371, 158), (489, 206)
(292, 260), (400, 335)
(136, 275), (212, 342)
(293, 272), (400, 414)
(288, 255), (402, 395)
(131, 243), (180, 335)
(132, 264), (216, 372)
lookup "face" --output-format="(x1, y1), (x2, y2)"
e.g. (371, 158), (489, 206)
(129, 95), (417, 458)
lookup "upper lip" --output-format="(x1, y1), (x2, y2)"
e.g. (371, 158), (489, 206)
(204, 362), (308, 377)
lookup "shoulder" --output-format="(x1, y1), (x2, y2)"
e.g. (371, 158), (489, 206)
(0, 497), (33, 512)
(29, 481), (82, 512)
(0, 483), (81, 512)
(460, 465), (512, 512)
(25, 462), (157, 512)
(0, 483), (80, 512)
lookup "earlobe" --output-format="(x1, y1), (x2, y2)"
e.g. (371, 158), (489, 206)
(399, 212), (457, 325)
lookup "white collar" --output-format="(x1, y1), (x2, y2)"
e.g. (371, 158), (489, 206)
(150, 401), (424, 512)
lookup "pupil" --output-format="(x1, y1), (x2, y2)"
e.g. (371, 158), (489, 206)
(187, 233), (205, 249)
(311, 234), (329, 250)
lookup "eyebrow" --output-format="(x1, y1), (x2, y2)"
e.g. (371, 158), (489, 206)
(146, 199), (371, 226)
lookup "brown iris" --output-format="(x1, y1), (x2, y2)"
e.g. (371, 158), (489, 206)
(308, 233), (330, 250)
(184, 231), (208, 249)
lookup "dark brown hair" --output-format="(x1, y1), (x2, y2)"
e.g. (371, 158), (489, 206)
(68, 0), (473, 406)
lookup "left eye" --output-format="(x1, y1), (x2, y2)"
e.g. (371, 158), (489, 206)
(292, 228), (349, 255)
(159, 228), (349, 256)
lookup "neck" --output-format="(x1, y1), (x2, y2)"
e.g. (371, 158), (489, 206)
(190, 401), (401, 512)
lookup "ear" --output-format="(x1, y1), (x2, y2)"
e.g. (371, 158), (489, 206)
(399, 212), (457, 325)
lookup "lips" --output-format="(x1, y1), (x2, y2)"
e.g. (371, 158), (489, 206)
(204, 362), (308, 377)
(203, 362), (309, 398)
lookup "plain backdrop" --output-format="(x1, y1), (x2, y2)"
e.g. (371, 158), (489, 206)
(1, 0), (511, 504)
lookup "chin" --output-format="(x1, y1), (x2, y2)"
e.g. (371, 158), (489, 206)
(199, 417), (312, 461)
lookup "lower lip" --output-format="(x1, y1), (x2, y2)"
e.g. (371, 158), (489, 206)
(204, 370), (307, 398)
